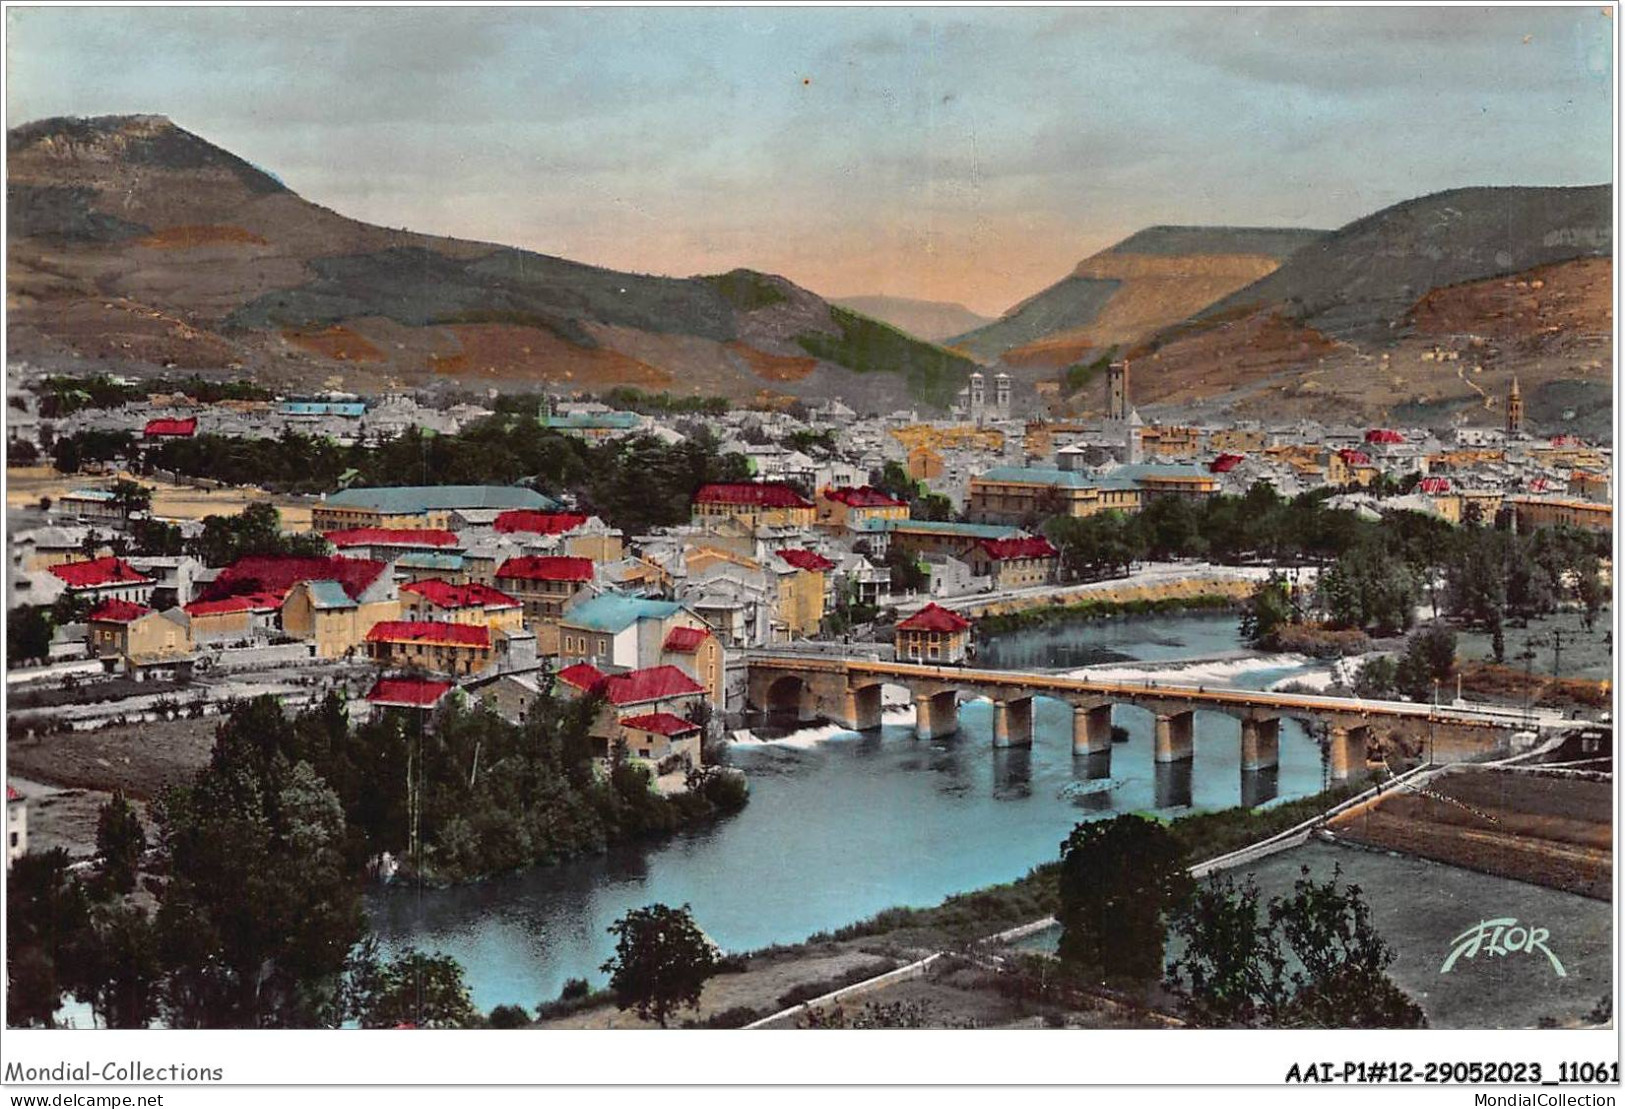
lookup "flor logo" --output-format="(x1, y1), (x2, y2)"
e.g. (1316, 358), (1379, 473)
(1440, 917), (1566, 977)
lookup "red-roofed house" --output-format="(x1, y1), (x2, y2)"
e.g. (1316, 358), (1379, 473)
(182, 592), (283, 645)
(495, 556), (596, 652)
(815, 486), (909, 532)
(401, 579), (523, 632)
(692, 483), (815, 528)
(557, 663), (709, 768)
(967, 536), (1058, 589)
(775, 548), (837, 573)
(86, 599), (190, 666)
(1418, 477), (1452, 495)
(896, 603), (973, 664)
(143, 416), (197, 439)
(324, 528), (461, 562)
(1365, 429), (1405, 445)
(616, 712), (703, 766)
(365, 676), (455, 713)
(1209, 453), (1245, 474)
(365, 620), (494, 676)
(202, 555), (389, 605)
(493, 510), (588, 535)
(49, 557), (155, 605)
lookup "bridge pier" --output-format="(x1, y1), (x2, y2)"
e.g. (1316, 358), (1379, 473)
(1072, 704), (1114, 756)
(839, 684), (884, 732)
(914, 690), (960, 741)
(992, 697), (1034, 748)
(1240, 717), (1280, 771)
(1327, 724), (1370, 781)
(1153, 711), (1195, 763)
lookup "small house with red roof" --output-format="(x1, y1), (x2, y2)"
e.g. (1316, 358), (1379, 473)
(7, 784), (26, 866)
(143, 416), (198, 440)
(323, 527), (462, 563)
(365, 676), (455, 717)
(691, 482), (815, 529)
(49, 556), (156, 606)
(815, 486), (910, 532)
(895, 602), (973, 664)
(401, 579), (523, 632)
(967, 535), (1058, 589)
(556, 662), (709, 769)
(181, 592), (284, 645)
(494, 555), (596, 653)
(365, 620), (495, 676)
(85, 597), (191, 670)
(492, 511), (624, 563)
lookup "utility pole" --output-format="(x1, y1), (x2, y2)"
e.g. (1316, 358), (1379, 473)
(1551, 627), (1563, 684)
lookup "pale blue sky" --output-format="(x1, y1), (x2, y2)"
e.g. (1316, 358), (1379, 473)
(7, 6), (1614, 314)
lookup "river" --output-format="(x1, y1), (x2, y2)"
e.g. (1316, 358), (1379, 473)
(367, 612), (1333, 1011)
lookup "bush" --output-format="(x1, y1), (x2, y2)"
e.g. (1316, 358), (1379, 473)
(486, 1004), (531, 1029)
(559, 978), (590, 1001)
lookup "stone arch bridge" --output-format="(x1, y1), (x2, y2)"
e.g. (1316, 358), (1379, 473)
(746, 656), (1522, 781)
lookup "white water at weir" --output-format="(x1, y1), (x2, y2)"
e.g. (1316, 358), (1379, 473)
(370, 612), (1334, 1010)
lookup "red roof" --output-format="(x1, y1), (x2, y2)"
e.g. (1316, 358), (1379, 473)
(6, 785), (20, 803)
(1209, 453), (1245, 473)
(49, 557), (152, 589)
(1551, 435), (1586, 447)
(619, 712), (701, 738)
(88, 598), (152, 623)
(978, 536), (1057, 561)
(662, 626), (710, 654)
(603, 665), (706, 706)
(1418, 477), (1452, 494)
(202, 555), (386, 603)
(324, 527), (459, 549)
(557, 662), (608, 692)
(144, 416), (197, 438)
(1364, 429), (1405, 444)
(402, 579), (520, 610)
(693, 482), (812, 509)
(776, 548), (837, 572)
(1338, 449), (1372, 466)
(493, 510), (590, 535)
(365, 621), (490, 648)
(183, 592), (284, 617)
(366, 677), (454, 708)
(496, 556), (595, 583)
(821, 485), (906, 509)
(897, 602), (972, 633)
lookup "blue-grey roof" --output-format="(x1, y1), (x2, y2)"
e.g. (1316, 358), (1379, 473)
(320, 485), (558, 513)
(975, 466), (1096, 489)
(65, 488), (116, 501)
(280, 401), (367, 417)
(303, 580), (356, 610)
(561, 593), (684, 633)
(875, 519), (1021, 539)
(540, 411), (640, 430)
(396, 553), (466, 570)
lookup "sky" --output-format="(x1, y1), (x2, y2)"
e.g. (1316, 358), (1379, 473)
(6, 5), (1615, 316)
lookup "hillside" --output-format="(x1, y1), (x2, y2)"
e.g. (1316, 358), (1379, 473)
(830, 295), (994, 342)
(947, 225), (1325, 366)
(6, 115), (977, 410)
(1121, 186), (1613, 435)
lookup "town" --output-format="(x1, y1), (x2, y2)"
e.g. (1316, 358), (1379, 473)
(2, 5), (1614, 1056)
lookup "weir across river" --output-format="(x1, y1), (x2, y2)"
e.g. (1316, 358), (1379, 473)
(745, 655), (1526, 781)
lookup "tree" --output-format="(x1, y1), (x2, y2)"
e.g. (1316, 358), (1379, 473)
(1056, 815), (1191, 984)
(883, 545), (929, 594)
(108, 478), (152, 523)
(75, 902), (161, 1029)
(347, 940), (478, 1029)
(6, 848), (93, 1027)
(7, 605), (55, 665)
(1239, 572), (1295, 648)
(1395, 624), (1456, 702)
(153, 700), (365, 1028)
(601, 903), (720, 1027)
(1352, 655), (1397, 699)
(96, 790), (146, 896)
(1167, 866), (1425, 1028)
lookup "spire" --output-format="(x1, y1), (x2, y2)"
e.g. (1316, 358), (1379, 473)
(1509, 375), (1521, 398)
